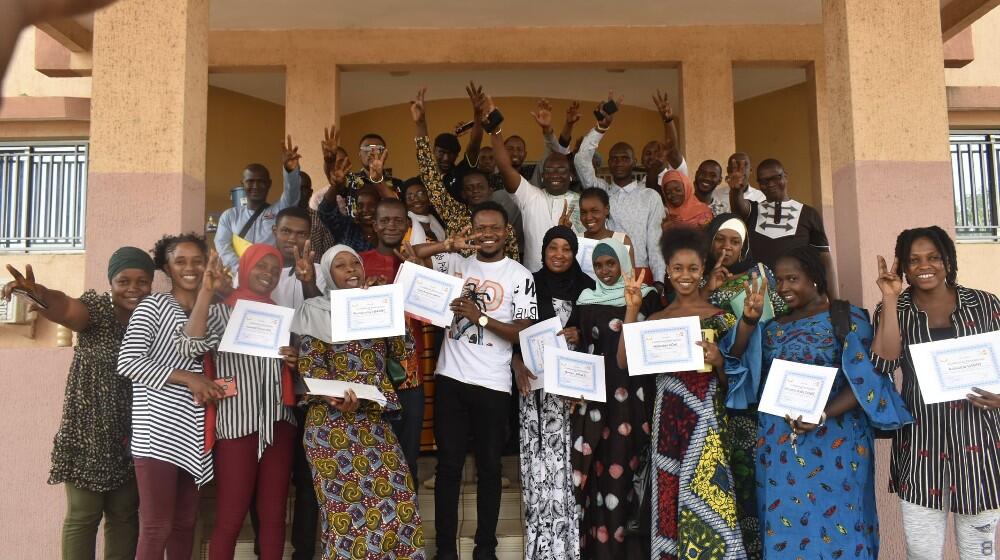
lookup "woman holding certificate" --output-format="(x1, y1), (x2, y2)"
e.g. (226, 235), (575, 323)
(514, 225), (594, 560)
(291, 245), (424, 559)
(618, 226), (745, 560)
(870, 226), (1000, 559)
(727, 246), (912, 559)
(176, 244), (298, 560)
(571, 237), (660, 560)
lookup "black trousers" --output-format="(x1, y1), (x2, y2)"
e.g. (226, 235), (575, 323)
(290, 406), (318, 560)
(433, 374), (511, 556)
(389, 384), (426, 482)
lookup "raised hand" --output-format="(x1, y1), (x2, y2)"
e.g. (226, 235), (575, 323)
(292, 240), (316, 285)
(466, 81), (486, 119)
(282, 134), (302, 172)
(594, 90), (621, 129)
(623, 269), (644, 311)
(321, 124), (340, 160)
(331, 153), (351, 187)
(565, 101), (582, 125)
(410, 87), (428, 124)
(726, 158), (748, 191)
(2, 264), (43, 304)
(394, 241), (421, 264)
(706, 256), (733, 292)
(446, 225), (482, 251)
(876, 255), (903, 299)
(201, 250), (226, 294)
(742, 272), (765, 322)
(369, 147), (389, 182)
(558, 200), (572, 228)
(530, 98), (554, 132)
(652, 89), (675, 122)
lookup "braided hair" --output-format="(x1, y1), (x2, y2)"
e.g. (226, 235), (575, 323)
(775, 245), (828, 296)
(152, 232), (208, 272)
(893, 226), (958, 286)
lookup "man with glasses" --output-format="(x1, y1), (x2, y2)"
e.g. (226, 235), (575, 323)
(730, 157), (838, 297)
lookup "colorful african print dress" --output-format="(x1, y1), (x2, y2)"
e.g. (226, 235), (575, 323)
(726, 307), (912, 559)
(298, 334), (425, 560)
(651, 311), (746, 560)
(708, 264), (787, 560)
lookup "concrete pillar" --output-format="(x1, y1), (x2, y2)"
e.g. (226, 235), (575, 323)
(680, 56), (736, 167)
(285, 59), (340, 186)
(823, 0), (954, 307)
(85, 0), (208, 289)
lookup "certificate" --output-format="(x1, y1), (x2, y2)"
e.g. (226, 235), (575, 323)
(577, 237), (600, 281)
(303, 378), (387, 407)
(518, 316), (569, 391)
(218, 299), (294, 359)
(543, 347), (606, 402)
(329, 284), (405, 342)
(758, 359), (838, 424)
(909, 330), (1000, 404)
(623, 316), (704, 376)
(394, 261), (466, 328)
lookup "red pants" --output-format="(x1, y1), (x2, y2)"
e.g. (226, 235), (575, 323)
(208, 421), (295, 560)
(134, 457), (200, 560)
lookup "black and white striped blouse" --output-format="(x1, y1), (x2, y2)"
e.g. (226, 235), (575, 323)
(117, 292), (213, 486)
(872, 285), (1000, 514)
(175, 303), (295, 458)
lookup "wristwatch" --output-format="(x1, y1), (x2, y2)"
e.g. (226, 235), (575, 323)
(478, 314), (489, 327)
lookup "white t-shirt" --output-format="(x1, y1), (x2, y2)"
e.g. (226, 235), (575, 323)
(710, 185), (766, 216)
(435, 254), (537, 393)
(272, 264), (328, 309)
(510, 176), (583, 273)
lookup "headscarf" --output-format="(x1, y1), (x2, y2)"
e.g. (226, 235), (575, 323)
(533, 226), (595, 321)
(661, 169), (713, 228)
(107, 246), (155, 282)
(576, 238), (654, 307)
(705, 212), (755, 275)
(223, 244), (283, 307)
(407, 211), (446, 245)
(291, 245), (361, 343)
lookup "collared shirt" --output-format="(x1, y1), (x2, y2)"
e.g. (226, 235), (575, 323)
(575, 128), (666, 282)
(510, 176), (584, 273)
(710, 184), (766, 216)
(272, 265), (327, 309)
(872, 286), (1000, 514)
(744, 198), (829, 269)
(215, 168), (302, 273)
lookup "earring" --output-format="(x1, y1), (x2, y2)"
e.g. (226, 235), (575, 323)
(813, 282), (818, 288)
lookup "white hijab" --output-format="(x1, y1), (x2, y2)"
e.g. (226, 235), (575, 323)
(408, 211), (446, 245)
(291, 244), (361, 343)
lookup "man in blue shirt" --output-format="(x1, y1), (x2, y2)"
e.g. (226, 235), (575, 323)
(215, 135), (302, 273)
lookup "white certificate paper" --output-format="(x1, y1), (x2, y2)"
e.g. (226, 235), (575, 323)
(303, 378), (387, 407)
(543, 347), (606, 402)
(758, 359), (838, 424)
(329, 284), (405, 343)
(218, 299), (294, 359)
(623, 316), (704, 376)
(909, 330), (1000, 404)
(518, 316), (569, 391)
(394, 261), (466, 328)
(577, 237), (600, 281)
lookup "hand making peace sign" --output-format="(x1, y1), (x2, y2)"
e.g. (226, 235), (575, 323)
(292, 240), (316, 285)
(282, 135), (301, 172)
(875, 255), (903, 298)
(623, 269), (645, 311)
(742, 271), (765, 322)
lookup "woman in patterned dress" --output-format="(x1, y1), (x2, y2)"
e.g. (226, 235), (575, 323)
(3, 247), (154, 560)
(618, 226), (745, 560)
(571, 238), (660, 560)
(703, 213), (788, 559)
(513, 226), (595, 560)
(725, 246), (912, 559)
(291, 245), (424, 560)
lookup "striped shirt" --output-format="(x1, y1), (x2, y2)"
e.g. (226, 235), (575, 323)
(175, 303), (296, 458)
(117, 293), (212, 486)
(872, 285), (1000, 514)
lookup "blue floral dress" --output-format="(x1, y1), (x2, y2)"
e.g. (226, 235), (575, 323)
(724, 306), (912, 559)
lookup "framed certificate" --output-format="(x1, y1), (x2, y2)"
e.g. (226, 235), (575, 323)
(623, 316), (704, 376)
(758, 359), (838, 424)
(543, 347), (606, 402)
(394, 261), (466, 328)
(303, 378), (387, 407)
(518, 316), (569, 391)
(218, 299), (294, 359)
(909, 330), (1000, 404)
(329, 284), (405, 343)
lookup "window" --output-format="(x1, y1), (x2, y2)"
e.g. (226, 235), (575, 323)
(950, 132), (1000, 241)
(0, 142), (88, 251)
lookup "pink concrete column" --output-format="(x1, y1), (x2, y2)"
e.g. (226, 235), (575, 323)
(84, 0), (209, 290)
(823, 0), (954, 307)
(285, 59), (340, 186)
(680, 56), (736, 167)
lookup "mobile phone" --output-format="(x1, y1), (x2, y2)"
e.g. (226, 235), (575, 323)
(11, 288), (48, 309)
(214, 377), (238, 398)
(593, 100), (619, 121)
(454, 120), (475, 136)
(483, 108), (504, 133)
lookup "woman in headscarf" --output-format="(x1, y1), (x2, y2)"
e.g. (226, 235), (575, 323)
(661, 169), (714, 230)
(514, 226), (595, 560)
(703, 213), (788, 559)
(291, 245), (424, 559)
(3, 247), (155, 560)
(176, 244), (299, 560)
(571, 238), (661, 560)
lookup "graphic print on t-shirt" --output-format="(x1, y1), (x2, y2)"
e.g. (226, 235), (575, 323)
(449, 276), (504, 346)
(754, 199), (804, 240)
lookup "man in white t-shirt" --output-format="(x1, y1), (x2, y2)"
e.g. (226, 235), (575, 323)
(415, 200), (536, 560)
(712, 152), (766, 215)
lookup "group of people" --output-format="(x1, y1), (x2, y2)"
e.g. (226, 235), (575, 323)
(6, 83), (1000, 560)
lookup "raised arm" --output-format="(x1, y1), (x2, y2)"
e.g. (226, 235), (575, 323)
(729, 274), (766, 358)
(652, 90), (683, 171)
(574, 94), (617, 192)
(461, 81), (486, 169)
(214, 209), (241, 273)
(490, 102), (526, 193)
(528, 98), (558, 186)
(870, 255), (903, 366)
(411, 227), (480, 259)
(412, 88), (469, 235)
(2, 264), (90, 331)
(278, 135), (302, 208)
(181, 251), (224, 340)
(727, 159), (752, 219)
(558, 101), (582, 149)
(616, 271), (646, 369)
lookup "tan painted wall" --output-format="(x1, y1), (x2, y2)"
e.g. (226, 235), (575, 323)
(205, 86), (285, 215)
(337, 96), (664, 182)
(0, 253), (86, 349)
(734, 82), (816, 208)
(945, 7), (1000, 87)
(957, 243), (1000, 292)
(1, 27), (91, 98)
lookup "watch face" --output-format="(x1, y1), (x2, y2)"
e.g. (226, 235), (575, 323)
(478, 315), (488, 327)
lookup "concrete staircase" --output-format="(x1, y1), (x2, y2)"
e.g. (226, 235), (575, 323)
(196, 454), (525, 560)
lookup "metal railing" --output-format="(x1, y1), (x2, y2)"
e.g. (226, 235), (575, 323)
(950, 132), (1000, 242)
(0, 142), (88, 251)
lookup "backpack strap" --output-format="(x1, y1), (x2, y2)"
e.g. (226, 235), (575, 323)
(830, 299), (852, 345)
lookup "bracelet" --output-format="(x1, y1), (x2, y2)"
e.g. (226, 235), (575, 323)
(369, 174), (384, 184)
(818, 412), (828, 426)
(741, 314), (759, 327)
(595, 124), (609, 133)
(490, 128), (502, 136)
